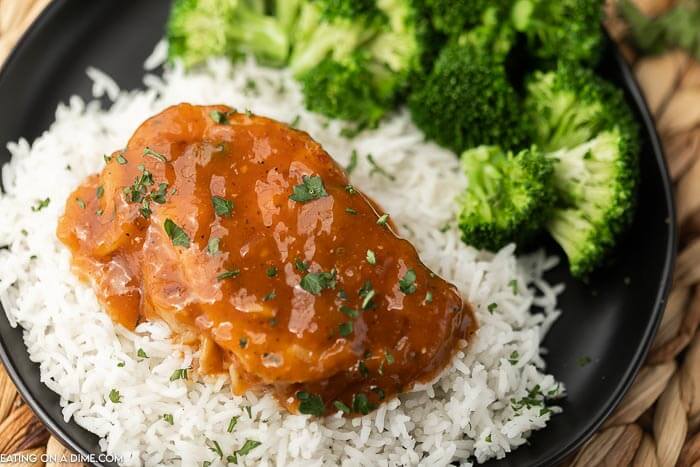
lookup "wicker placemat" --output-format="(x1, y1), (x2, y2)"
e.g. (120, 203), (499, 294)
(1, 0), (699, 465)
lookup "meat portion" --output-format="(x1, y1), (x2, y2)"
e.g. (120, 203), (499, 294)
(57, 103), (477, 415)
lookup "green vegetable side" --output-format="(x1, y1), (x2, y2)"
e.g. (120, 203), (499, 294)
(166, 0), (641, 278)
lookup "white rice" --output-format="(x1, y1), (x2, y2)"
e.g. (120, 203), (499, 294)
(0, 42), (565, 466)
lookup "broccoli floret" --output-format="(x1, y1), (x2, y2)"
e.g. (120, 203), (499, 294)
(457, 145), (555, 251)
(545, 129), (638, 278)
(524, 62), (639, 153)
(408, 43), (526, 153)
(167, 0), (290, 67)
(425, 0), (512, 36)
(293, 0), (435, 128)
(511, 0), (604, 65)
(300, 54), (390, 127)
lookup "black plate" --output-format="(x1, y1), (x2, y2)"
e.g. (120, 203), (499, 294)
(0, 1), (676, 466)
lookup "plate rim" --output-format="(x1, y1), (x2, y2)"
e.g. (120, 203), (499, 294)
(0, 2), (678, 466)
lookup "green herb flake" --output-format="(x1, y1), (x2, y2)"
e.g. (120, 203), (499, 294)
(170, 368), (188, 381)
(266, 266), (278, 277)
(509, 279), (518, 295)
(424, 291), (433, 304)
(385, 351), (395, 365)
(339, 322), (353, 337)
(104, 154), (112, 164)
(294, 257), (309, 272)
(359, 281), (375, 310)
(345, 207), (358, 215)
(345, 184), (357, 195)
(164, 219), (190, 248)
(333, 400), (351, 414)
(207, 439), (223, 459)
(227, 416), (239, 433)
(212, 196), (234, 217)
(96, 209), (104, 216)
(485, 434), (492, 443)
(487, 303), (498, 314)
(239, 337), (248, 349)
(116, 154), (128, 165)
(340, 305), (359, 319)
(399, 269), (417, 294)
(108, 389), (122, 403)
(263, 290), (276, 301)
(289, 175), (328, 203)
(137, 348), (148, 358)
(96, 186), (104, 199)
(207, 237), (220, 255)
(245, 405), (252, 418)
(163, 413), (174, 425)
(209, 110), (229, 124)
(577, 356), (592, 367)
(217, 269), (241, 281)
(352, 393), (373, 415)
(377, 213), (389, 226)
(289, 114), (301, 128)
(203, 462), (211, 467)
(366, 249), (376, 265)
(117, 361), (125, 368)
(75, 198), (86, 209)
(371, 386), (385, 400)
(300, 270), (336, 295)
(367, 154), (396, 181)
(235, 439), (262, 459)
(297, 391), (324, 416)
(143, 147), (167, 162)
(509, 351), (519, 365)
(31, 198), (50, 212)
(346, 150), (358, 174)
(151, 183), (168, 204)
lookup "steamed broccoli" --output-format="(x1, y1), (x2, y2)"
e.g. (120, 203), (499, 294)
(545, 129), (638, 278)
(408, 42), (526, 153)
(425, 0), (512, 36)
(167, 0), (290, 67)
(511, 0), (605, 65)
(457, 145), (555, 251)
(291, 0), (434, 128)
(524, 62), (639, 153)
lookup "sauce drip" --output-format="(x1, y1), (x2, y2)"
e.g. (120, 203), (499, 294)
(57, 104), (477, 415)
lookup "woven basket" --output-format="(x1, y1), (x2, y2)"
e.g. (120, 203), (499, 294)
(1, 0), (700, 465)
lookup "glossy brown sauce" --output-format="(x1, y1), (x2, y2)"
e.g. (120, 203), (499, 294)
(57, 104), (477, 416)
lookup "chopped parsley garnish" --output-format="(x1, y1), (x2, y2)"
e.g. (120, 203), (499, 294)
(333, 400), (351, 414)
(358, 360), (369, 377)
(359, 281), (376, 309)
(263, 290), (276, 301)
(96, 186), (104, 199)
(75, 198), (86, 209)
(577, 356), (592, 367)
(352, 393), (374, 415)
(345, 184), (357, 195)
(399, 269), (417, 294)
(117, 361), (125, 368)
(300, 270), (336, 295)
(509, 351), (519, 365)
(137, 348), (148, 358)
(217, 269), (241, 281)
(245, 406), (252, 418)
(377, 213), (389, 226)
(486, 434), (492, 443)
(266, 266), (278, 277)
(245, 108), (253, 117)
(509, 279), (518, 295)
(385, 351), (395, 365)
(108, 389), (121, 403)
(294, 257), (309, 272)
(346, 150), (358, 174)
(207, 439), (224, 459)
(209, 110), (230, 124)
(227, 416), (239, 432)
(203, 462), (211, 467)
(212, 196), (234, 217)
(207, 237), (220, 255)
(297, 391), (325, 416)
(339, 322), (353, 337)
(164, 219), (190, 248)
(116, 154), (128, 165)
(345, 207), (358, 215)
(366, 249), (376, 265)
(340, 306), (359, 319)
(151, 183), (168, 204)
(143, 147), (167, 162)
(289, 114), (301, 128)
(289, 175), (328, 203)
(239, 337), (248, 349)
(488, 303), (498, 313)
(367, 154), (396, 181)
(31, 198), (50, 212)
(163, 413), (174, 425)
(371, 387), (385, 400)
(424, 291), (433, 304)
(104, 154), (112, 164)
(170, 368), (188, 381)
(233, 440), (262, 462)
